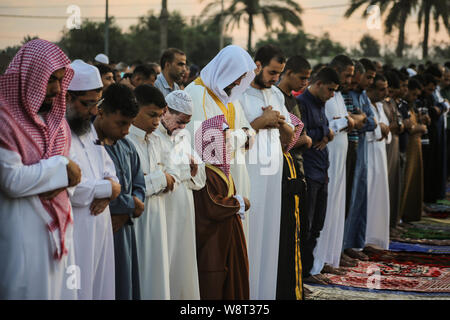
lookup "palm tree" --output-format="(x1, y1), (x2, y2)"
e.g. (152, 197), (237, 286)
(417, 0), (450, 59)
(202, 0), (303, 52)
(344, 0), (418, 58)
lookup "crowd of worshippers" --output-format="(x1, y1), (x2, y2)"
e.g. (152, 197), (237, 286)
(0, 38), (449, 300)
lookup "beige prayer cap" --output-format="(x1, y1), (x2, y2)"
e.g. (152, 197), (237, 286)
(165, 90), (193, 115)
(68, 59), (103, 91)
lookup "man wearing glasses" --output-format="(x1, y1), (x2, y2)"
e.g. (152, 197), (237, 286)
(66, 59), (121, 299)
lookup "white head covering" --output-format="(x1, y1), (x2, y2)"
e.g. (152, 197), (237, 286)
(94, 53), (109, 65)
(406, 68), (417, 77)
(165, 90), (193, 115)
(68, 59), (103, 91)
(200, 45), (256, 105)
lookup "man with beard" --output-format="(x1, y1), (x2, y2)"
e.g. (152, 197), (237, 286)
(98, 84), (146, 300)
(66, 60), (121, 299)
(155, 48), (187, 97)
(238, 44), (294, 299)
(0, 39), (81, 299)
(157, 90), (206, 299)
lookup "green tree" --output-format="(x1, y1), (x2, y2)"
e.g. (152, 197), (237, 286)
(359, 34), (381, 57)
(255, 30), (346, 60)
(345, 0), (418, 58)
(417, 0), (450, 59)
(202, 0), (303, 52)
(58, 18), (128, 63)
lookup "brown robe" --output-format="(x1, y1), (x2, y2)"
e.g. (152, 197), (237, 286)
(399, 111), (424, 223)
(193, 165), (249, 300)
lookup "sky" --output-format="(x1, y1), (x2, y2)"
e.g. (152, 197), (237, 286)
(0, 0), (448, 57)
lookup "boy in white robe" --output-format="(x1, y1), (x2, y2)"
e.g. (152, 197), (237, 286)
(127, 85), (180, 299)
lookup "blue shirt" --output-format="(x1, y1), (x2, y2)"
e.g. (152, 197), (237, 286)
(105, 138), (146, 219)
(349, 90), (377, 135)
(154, 73), (180, 97)
(297, 89), (330, 184)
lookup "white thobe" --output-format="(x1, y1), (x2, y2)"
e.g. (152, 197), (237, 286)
(157, 124), (206, 300)
(68, 125), (117, 300)
(238, 85), (293, 300)
(365, 101), (390, 249)
(127, 124), (180, 300)
(185, 82), (252, 242)
(311, 92), (349, 275)
(0, 148), (77, 299)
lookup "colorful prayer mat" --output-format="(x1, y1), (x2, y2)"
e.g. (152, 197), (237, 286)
(304, 284), (450, 300)
(323, 264), (450, 293)
(348, 261), (443, 277)
(363, 247), (450, 268)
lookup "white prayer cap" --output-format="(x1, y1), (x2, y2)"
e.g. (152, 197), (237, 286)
(406, 68), (417, 77)
(68, 59), (103, 91)
(94, 53), (109, 65)
(165, 90), (193, 115)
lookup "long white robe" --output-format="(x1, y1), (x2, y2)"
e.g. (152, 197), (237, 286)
(127, 124), (180, 300)
(185, 82), (252, 241)
(311, 92), (348, 274)
(68, 125), (117, 300)
(0, 148), (77, 299)
(238, 85), (293, 300)
(157, 123), (206, 300)
(365, 101), (390, 249)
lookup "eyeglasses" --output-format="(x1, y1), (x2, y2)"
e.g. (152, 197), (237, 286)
(78, 98), (104, 109)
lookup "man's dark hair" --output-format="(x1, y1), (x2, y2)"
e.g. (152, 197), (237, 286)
(359, 58), (376, 72)
(353, 60), (365, 75)
(422, 73), (437, 86)
(368, 74), (387, 90)
(310, 67), (340, 85)
(408, 78), (423, 91)
(101, 83), (139, 118)
(385, 71), (400, 89)
(445, 61), (450, 69)
(283, 55), (311, 74)
(132, 64), (156, 80)
(94, 63), (113, 76)
(160, 48), (185, 70)
(254, 44), (286, 67)
(425, 65), (443, 79)
(329, 54), (354, 73)
(134, 84), (167, 109)
(408, 63), (417, 69)
(393, 68), (408, 82)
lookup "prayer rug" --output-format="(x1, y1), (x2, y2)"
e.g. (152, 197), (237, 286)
(389, 241), (450, 255)
(400, 227), (450, 240)
(348, 261), (443, 277)
(363, 247), (450, 267)
(323, 264), (450, 293)
(304, 284), (450, 300)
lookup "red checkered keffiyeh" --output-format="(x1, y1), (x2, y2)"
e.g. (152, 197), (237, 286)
(0, 39), (74, 260)
(194, 114), (231, 177)
(286, 113), (304, 153)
